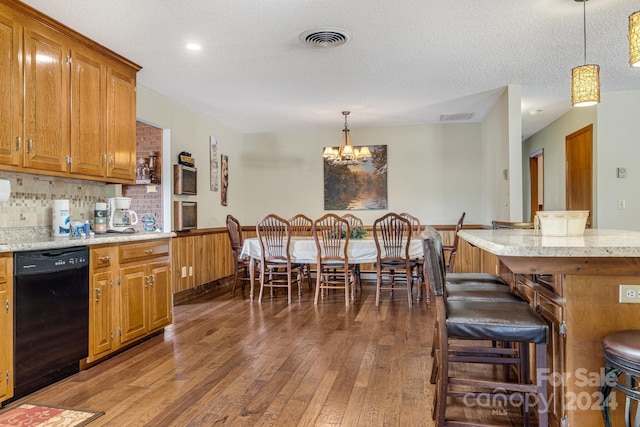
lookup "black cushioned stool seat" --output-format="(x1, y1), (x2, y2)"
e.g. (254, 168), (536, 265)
(601, 329), (640, 427)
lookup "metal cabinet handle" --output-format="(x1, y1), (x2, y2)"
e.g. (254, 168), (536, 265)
(27, 139), (33, 153)
(102, 153), (107, 166)
(5, 300), (9, 313)
(99, 255), (110, 263)
(109, 154), (114, 166)
(145, 276), (149, 287)
(16, 136), (22, 150)
(150, 275), (155, 286)
(145, 249), (153, 254)
(96, 288), (101, 302)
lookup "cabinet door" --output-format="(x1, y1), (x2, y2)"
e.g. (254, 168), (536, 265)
(106, 65), (136, 181)
(88, 270), (115, 361)
(119, 264), (148, 344)
(0, 255), (13, 402)
(148, 260), (172, 331)
(70, 48), (105, 177)
(172, 236), (194, 292)
(23, 22), (69, 172)
(0, 8), (22, 167)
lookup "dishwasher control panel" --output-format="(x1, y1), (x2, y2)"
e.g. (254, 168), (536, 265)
(15, 247), (89, 275)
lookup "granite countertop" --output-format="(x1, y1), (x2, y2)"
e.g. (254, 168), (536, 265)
(458, 228), (640, 257)
(0, 231), (176, 253)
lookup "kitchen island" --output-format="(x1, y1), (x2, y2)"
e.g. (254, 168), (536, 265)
(458, 228), (640, 427)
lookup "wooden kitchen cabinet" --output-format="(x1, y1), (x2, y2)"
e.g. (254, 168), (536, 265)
(88, 246), (117, 361)
(88, 239), (172, 363)
(0, 6), (22, 168)
(515, 275), (566, 426)
(0, 0), (140, 183)
(0, 254), (14, 404)
(23, 18), (70, 173)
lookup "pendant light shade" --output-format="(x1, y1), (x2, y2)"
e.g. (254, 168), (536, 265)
(571, 0), (599, 108)
(572, 64), (600, 107)
(629, 11), (640, 67)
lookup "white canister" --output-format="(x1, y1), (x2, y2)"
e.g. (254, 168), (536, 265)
(52, 199), (70, 237)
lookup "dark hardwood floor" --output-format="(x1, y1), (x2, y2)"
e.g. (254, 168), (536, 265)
(5, 282), (528, 426)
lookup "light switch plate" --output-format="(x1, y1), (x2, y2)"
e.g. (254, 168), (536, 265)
(617, 167), (627, 178)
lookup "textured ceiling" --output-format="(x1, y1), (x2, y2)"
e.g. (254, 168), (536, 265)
(20, 0), (640, 139)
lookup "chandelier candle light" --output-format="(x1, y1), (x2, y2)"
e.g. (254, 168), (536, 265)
(571, 0), (600, 107)
(323, 111), (371, 165)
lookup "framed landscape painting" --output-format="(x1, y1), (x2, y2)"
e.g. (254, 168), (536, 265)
(323, 145), (387, 210)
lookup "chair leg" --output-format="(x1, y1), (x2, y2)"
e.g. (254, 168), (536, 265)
(314, 269), (322, 304)
(375, 267), (382, 307)
(231, 266), (239, 296)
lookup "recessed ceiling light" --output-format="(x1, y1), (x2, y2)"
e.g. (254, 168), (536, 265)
(186, 43), (202, 51)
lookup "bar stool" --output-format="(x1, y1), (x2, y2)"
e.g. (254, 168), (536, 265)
(422, 226), (549, 427)
(601, 330), (640, 427)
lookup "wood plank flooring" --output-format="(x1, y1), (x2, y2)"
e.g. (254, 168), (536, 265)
(5, 282), (527, 426)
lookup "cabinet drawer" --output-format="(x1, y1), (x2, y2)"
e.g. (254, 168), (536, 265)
(537, 292), (563, 323)
(119, 240), (170, 263)
(91, 247), (113, 269)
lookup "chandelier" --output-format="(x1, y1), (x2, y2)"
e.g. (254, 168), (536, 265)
(571, 0), (600, 107)
(322, 111), (372, 165)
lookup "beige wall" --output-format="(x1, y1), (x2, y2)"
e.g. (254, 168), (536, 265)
(136, 86), (243, 229)
(137, 85), (519, 229)
(522, 90), (640, 230)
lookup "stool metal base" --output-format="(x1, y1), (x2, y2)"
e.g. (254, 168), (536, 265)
(601, 351), (640, 427)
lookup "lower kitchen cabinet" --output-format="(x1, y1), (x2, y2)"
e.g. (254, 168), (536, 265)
(0, 253), (13, 404)
(88, 239), (172, 363)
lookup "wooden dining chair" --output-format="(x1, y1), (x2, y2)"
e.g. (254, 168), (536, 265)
(225, 214), (254, 297)
(399, 212), (425, 300)
(341, 213), (364, 287)
(312, 214), (358, 305)
(256, 214), (304, 304)
(373, 213), (419, 307)
(443, 211), (465, 273)
(288, 214), (313, 288)
(288, 214), (313, 236)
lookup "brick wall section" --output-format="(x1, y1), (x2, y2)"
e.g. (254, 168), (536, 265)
(123, 122), (163, 231)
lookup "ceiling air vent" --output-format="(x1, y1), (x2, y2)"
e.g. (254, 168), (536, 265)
(300, 28), (351, 48)
(440, 113), (474, 121)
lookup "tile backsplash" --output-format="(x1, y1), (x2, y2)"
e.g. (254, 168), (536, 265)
(0, 170), (107, 232)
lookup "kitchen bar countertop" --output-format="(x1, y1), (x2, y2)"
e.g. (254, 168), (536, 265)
(0, 231), (176, 253)
(457, 228), (640, 257)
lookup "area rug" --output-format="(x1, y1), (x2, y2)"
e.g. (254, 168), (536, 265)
(0, 403), (103, 427)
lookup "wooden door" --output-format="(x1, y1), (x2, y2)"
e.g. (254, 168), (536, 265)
(0, 8), (22, 167)
(119, 264), (148, 344)
(566, 125), (593, 226)
(23, 22), (69, 172)
(70, 47), (105, 177)
(529, 149), (544, 221)
(88, 270), (115, 361)
(147, 260), (172, 331)
(106, 65), (136, 181)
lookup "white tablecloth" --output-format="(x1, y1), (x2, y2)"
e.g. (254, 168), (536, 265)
(240, 236), (423, 264)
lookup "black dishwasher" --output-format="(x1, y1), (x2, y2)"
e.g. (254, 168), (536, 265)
(13, 246), (89, 400)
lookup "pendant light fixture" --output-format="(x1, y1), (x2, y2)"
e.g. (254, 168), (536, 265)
(629, 10), (640, 67)
(571, 0), (600, 107)
(322, 111), (371, 165)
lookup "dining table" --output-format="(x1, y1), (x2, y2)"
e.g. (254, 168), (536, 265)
(240, 236), (424, 300)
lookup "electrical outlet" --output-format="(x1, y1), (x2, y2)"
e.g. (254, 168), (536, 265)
(618, 199), (626, 210)
(619, 284), (640, 303)
(181, 266), (187, 278)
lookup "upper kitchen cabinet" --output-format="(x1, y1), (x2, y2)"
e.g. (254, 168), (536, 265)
(23, 19), (70, 173)
(0, 5), (22, 167)
(0, 0), (141, 183)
